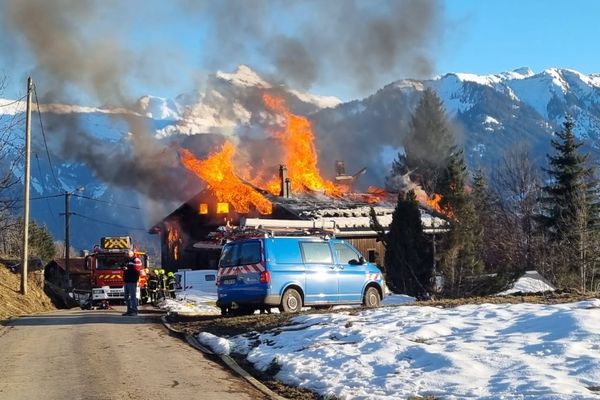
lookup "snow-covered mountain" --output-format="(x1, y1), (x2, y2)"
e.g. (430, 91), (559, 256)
(4, 65), (600, 252)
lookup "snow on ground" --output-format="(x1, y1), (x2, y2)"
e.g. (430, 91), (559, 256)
(159, 289), (220, 315)
(199, 300), (600, 399)
(499, 271), (556, 296)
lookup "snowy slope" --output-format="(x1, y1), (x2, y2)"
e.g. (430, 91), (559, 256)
(202, 300), (600, 400)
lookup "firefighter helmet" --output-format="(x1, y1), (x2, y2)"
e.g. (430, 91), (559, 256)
(153, 269), (159, 274)
(159, 269), (165, 274)
(145, 268), (150, 274)
(167, 272), (174, 277)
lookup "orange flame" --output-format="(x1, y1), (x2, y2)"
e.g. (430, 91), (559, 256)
(165, 222), (183, 261)
(415, 191), (453, 218)
(262, 94), (345, 196)
(179, 142), (273, 214)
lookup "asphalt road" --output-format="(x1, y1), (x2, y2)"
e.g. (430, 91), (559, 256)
(0, 307), (267, 400)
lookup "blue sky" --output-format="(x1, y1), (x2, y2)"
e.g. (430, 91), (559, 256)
(2, 0), (600, 103)
(440, 0), (600, 77)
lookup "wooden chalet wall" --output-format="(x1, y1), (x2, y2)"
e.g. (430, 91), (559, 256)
(339, 236), (385, 269)
(154, 190), (298, 271)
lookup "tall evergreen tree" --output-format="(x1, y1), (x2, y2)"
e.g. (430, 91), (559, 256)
(384, 190), (432, 297)
(387, 88), (455, 194)
(438, 151), (483, 296)
(539, 116), (600, 289)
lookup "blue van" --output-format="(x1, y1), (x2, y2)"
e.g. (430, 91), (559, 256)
(216, 236), (385, 315)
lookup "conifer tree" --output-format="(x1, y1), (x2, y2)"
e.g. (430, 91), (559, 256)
(384, 190), (432, 297)
(438, 151), (482, 296)
(388, 88), (455, 194)
(539, 116), (600, 289)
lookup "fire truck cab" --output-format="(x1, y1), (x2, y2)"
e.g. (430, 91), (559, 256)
(85, 236), (149, 304)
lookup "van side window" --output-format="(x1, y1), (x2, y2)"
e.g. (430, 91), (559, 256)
(334, 243), (360, 264)
(300, 242), (333, 264)
(239, 241), (261, 265)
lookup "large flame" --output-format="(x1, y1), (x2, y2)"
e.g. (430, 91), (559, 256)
(165, 222), (183, 261)
(262, 94), (345, 196)
(179, 142), (273, 214)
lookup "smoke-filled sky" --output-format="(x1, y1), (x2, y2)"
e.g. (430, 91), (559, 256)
(2, 0), (600, 104)
(0, 0), (444, 105)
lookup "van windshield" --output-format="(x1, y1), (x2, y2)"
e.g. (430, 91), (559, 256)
(219, 241), (261, 267)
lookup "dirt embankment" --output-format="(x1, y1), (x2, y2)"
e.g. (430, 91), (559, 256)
(0, 264), (56, 322)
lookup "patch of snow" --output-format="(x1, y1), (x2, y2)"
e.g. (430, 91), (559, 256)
(197, 332), (232, 355)
(159, 289), (220, 315)
(137, 95), (180, 120)
(288, 89), (341, 109)
(216, 65), (271, 88)
(231, 300), (600, 399)
(381, 293), (415, 306)
(498, 271), (556, 295)
(483, 115), (502, 132)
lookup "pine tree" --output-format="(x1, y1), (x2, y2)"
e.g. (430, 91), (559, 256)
(438, 151), (483, 296)
(539, 116), (600, 289)
(388, 88), (456, 194)
(384, 190), (432, 297)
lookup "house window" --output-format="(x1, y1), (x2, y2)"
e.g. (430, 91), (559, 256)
(367, 249), (377, 263)
(199, 203), (208, 214)
(216, 202), (229, 214)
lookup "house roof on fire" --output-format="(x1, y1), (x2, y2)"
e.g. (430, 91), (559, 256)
(150, 189), (449, 236)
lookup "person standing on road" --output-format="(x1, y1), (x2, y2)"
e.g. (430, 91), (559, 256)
(122, 260), (140, 316)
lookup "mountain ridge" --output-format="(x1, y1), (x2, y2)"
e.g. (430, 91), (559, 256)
(3, 65), (600, 252)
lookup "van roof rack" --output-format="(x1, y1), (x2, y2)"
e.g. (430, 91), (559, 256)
(241, 218), (337, 239)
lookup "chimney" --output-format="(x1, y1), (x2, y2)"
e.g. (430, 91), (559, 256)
(285, 178), (292, 198)
(279, 165), (288, 198)
(335, 160), (346, 177)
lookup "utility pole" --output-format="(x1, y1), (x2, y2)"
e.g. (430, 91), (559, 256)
(65, 191), (71, 289)
(20, 77), (32, 296)
(61, 187), (83, 289)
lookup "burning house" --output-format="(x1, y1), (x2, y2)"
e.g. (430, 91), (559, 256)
(149, 93), (449, 271)
(150, 175), (448, 272)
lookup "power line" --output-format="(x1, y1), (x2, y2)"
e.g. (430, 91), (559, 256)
(14, 193), (64, 202)
(72, 193), (141, 210)
(33, 84), (61, 190)
(71, 211), (146, 231)
(0, 95), (27, 108)
(34, 153), (59, 227)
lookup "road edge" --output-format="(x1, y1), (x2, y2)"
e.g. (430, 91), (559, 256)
(161, 315), (288, 400)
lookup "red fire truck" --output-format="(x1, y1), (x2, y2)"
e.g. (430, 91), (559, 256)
(85, 236), (149, 305)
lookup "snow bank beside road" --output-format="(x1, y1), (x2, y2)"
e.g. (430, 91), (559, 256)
(231, 300), (600, 399)
(160, 290), (220, 315)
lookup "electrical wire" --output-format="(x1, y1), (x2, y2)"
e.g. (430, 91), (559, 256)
(71, 193), (141, 210)
(0, 95), (27, 108)
(33, 84), (61, 190)
(34, 153), (59, 227)
(70, 211), (146, 231)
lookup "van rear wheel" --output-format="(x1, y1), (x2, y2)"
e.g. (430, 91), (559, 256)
(279, 288), (302, 313)
(363, 286), (380, 308)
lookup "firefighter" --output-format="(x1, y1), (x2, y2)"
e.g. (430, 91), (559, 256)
(140, 268), (150, 304)
(157, 269), (168, 301)
(148, 269), (159, 304)
(167, 272), (177, 299)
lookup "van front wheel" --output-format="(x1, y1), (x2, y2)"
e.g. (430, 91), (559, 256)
(363, 287), (381, 308)
(279, 288), (302, 313)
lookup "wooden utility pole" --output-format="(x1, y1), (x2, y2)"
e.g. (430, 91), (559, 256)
(65, 191), (71, 288)
(20, 77), (32, 295)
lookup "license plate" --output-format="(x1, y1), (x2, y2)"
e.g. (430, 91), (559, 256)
(222, 278), (236, 285)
